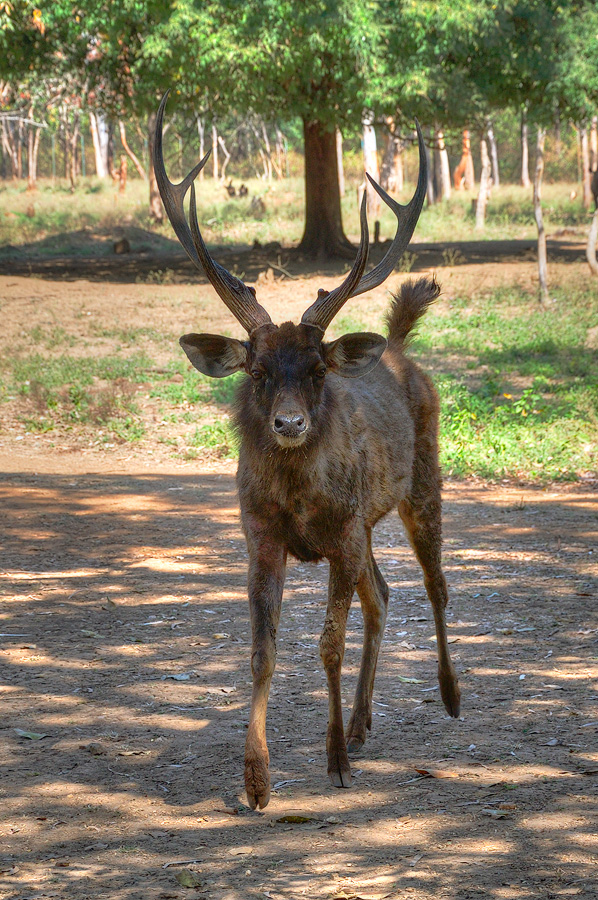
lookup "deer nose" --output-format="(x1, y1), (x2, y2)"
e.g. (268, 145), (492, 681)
(273, 414), (306, 436)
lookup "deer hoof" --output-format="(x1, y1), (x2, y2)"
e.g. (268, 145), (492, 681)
(439, 667), (461, 718)
(245, 757), (271, 810)
(328, 750), (352, 788)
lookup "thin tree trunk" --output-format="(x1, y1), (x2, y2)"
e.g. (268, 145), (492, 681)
(69, 115), (79, 189)
(217, 135), (231, 181)
(211, 125), (218, 180)
(533, 127), (549, 305)
(475, 137), (492, 231)
(297, 118), (353, 259)
(521, 110), (531, 189)
(275, 126), (286, 179)
(118, 120), (146, 179)
(425, 134), (435, 205)
(580, 123), (592, 210)
(453, 129), (474, 190)
(147, 111), (164, 222)
(118, 154), (127, 193)
(591, 115), (598, 172)
(260, 121), (273, 181)
(17, 118), (23, 179)
(362, 111), (380, 218)
(587, 207), (598, 276)
(27, 108), (38, 191)
(433, 128), (451, 201)
(487, 120), (500, 188)
(196, 117), (205, 180)
(1, 120), (19, 178)
(380, 120), (404, 193)
(336, 127), (345, 197)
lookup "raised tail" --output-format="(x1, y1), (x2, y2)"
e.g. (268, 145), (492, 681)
(385, 276), (440, 351)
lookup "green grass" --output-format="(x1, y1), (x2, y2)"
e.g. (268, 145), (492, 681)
(1, 175), (593, 254)
(410, 285), (598, 481)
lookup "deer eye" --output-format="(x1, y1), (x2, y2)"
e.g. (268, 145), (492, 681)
(251, 368), (265, 381)
(314, 366), (327, 379)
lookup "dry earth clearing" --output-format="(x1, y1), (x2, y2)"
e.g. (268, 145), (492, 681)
(0, 249), (597, 900)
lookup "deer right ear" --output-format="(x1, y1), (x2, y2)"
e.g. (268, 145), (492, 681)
(180, 333), (248, 378)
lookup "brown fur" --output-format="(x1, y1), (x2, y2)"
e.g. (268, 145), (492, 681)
(217, 276), (461, 808)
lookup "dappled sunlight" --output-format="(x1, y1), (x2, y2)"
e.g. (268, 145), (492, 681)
(0, 469), (596, 898)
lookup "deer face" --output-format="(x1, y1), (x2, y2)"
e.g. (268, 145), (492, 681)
(180, 322), (387, 449)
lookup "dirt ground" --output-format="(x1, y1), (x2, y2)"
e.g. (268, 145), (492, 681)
(1, 247), (597, 900)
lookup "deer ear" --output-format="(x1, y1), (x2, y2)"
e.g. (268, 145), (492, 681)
(180, 333), (248, 378)
(323, 332), (387, 378)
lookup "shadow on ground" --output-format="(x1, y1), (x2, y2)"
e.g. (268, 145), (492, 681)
(1, 470), (597, 899)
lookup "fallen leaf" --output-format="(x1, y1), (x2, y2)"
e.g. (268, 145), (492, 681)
(276, 814), (320, 824)
(397, 675), (426, 684)
(175, 869), (202, 888)
(413, 767), (459, 779)
(481, 808), (510, 818)
(15, 728), (48, 741)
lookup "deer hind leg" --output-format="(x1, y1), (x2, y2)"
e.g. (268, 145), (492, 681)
(346, 532), (389, 755)
(399, 489), (461, 718)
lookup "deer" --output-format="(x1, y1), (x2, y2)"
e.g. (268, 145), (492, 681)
(154, 92), (461, 810)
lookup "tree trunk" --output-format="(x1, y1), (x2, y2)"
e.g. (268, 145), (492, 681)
(521, 110), (531, 189)
(17, 117), (23, 179)
(591, 115), (598, 172)
(362, 111), (380, 218)
(487, 120), (500, 188)
(119, 120), (146, 179)
(69, 115), (79, 190)
(27, 107), (39, 191)
(147, 111), (164, 222)
(475, 137), (492, 231)
(433, 128), (451, 201)
(218, 135), (231, 181)
(453, 129), (474, 190)
(297, 118), (354, 259)
(89, 111), (105, 177)
(380, 120), (404, 193)
(1, 120), (19, 178)
(197, 117), (205, 180)
(580, 124), (592, 210)
(336, 127), (345, 197)
(425, 134), (435, 205)
(587, 207), (598, 276)
(212, 125), (218, 180)
(533, 127), (549, 305)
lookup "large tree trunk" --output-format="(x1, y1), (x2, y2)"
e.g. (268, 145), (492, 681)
(297, 118), (354, 258)
(362, 111), (380, 218)
(580, 123), (592, 210)
(433, 128), (451, 201)
(533, 127), (548, 305)
(521, 109), (531, 189)
(475, 136), (492, 231)
(147, 111), (164, 223)
(487, 119), (500, 188)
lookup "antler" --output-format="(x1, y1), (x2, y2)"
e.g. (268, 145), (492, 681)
(153, 92), (272, 334)
(301, 121), (427, 332)
(301, 192), (369, 331)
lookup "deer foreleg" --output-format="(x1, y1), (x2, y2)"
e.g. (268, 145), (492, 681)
(320, 545), (364, 788)
(244, 536), (286, 810)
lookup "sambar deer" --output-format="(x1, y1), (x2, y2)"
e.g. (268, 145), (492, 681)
(154, 93), (460, 809)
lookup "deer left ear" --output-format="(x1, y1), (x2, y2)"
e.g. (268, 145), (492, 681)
(180, 333), (248, 378)
(323, 332), (387, 378)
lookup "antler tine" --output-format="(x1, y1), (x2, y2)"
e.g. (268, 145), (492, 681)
(349, 119), (427, 298)
(153, 92), (272, 335)
(301, 191), (369, 331)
